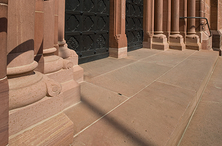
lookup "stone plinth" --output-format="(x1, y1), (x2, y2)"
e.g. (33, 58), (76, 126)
(152, 34), (169, 50)
(186, 35), (202, 50)
(169, 35), (185, 50)
(109, 0), (127, 58)
(0, 78), (8, 146)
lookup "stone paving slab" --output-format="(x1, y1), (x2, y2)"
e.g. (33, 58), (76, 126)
(80, 57), (136, 81)
(127, 49), (161, 61)
(64, 82), (127, 135)
(158, 51), (218, 92)
(68, 49), (219, 146)
(72, 82), (196, 146)
(140, 49), (195, 67)
(179, 57), (222, 146)
(88, 61), (171, 97)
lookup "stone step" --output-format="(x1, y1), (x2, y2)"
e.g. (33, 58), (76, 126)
(64, 49), (219, 146)
(179, 57), (222, 146)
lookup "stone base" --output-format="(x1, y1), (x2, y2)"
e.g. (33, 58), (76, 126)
(169, 35), (185, 50)
(109, 47), (127, 58)
(0, 78), (9, 146)
(186, 35), (201, 50)
(152, 34), (169, 50)
(143, 38), (152, 49)
(61, 80), (80, 109)
(46, 68), (81, 108)
(73, 65), (84, 83)
(9, 95), (63, 136)
(9, 113), (74, 146)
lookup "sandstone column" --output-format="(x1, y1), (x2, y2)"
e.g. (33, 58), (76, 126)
(0, 1), (9, 145)
(34, 0), (44, 73)
(186, 0), (201, 50)
(143, 0), (154, 49)
(43, 0), (63, 74)
(44, 0), (80, 109)
(58, 0), (83, 82)
(109, 0), (127, 58)
(7, 0), (60, 139)
(169, 0), (185, 50)
(152, 0), (169, 50)
(7, 1), (73, 145)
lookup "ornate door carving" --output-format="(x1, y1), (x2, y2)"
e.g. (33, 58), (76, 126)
(65, 0), (110, 63)
(126, 0), (143, 51)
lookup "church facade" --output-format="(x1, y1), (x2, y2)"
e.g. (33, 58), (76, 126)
(0, 0), (221, 145)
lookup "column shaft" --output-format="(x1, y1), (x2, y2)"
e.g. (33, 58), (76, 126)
(143, 0), (154, 48)
(34, 0), (44, 73)
(152, 0), (169, 50)
(187, 0), (196, 34)
(0, 1), (9, 145)
(171, 0), (180, 34)
(154, 0), (163, 34)
(43, 0), (63, 74)
(169, 0), (185, 50)
(185, 0), (201, 50)
(54, 0), (59, 53)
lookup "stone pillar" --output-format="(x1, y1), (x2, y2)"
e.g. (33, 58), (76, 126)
(0, 1), (9, 145)
(7, 1), (74, 145)
(58, 0), (77, 63)
(109, 0), (127, 58)
(152, 0), (169, 50)
(44, 0), (80, 109)
(34, 0), (44, 73)
(186, 0), (201, 50)
(43, 0), (63, 74)
(58, 0), (83, 83)
(54, 0), (59, 53)
(143, 0), (154, 49)
(7, 0), (59, 139)
(169, 0), (185, 50)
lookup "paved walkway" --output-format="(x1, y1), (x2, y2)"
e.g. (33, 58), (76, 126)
(179, 57), (222, 146)
(64, 48), (219, 146)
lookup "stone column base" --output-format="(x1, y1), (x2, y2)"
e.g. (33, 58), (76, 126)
(152, 34), (169, 50)
(186, 35), (201, 50)
(109, 47), (127, 58)
(143, 38), (152, 49)
(9, 113), (74, 146)
(9, 94), (63, 136)
(169, 35), (185, 50)
(46, 68), (81, 109)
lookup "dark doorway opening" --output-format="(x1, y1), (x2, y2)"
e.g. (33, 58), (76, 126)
(126, 0), (143, 51)
(65, 0), (110, 64)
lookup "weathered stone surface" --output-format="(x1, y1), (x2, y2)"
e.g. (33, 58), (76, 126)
(9, 113), (74, 146)
(180, 57), (222, 146)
